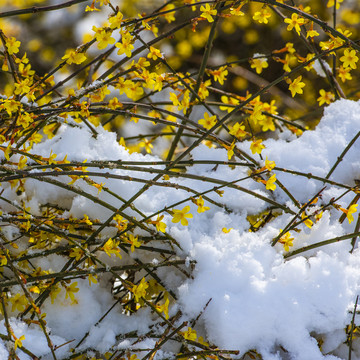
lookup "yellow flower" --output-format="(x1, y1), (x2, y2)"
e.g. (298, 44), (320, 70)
(6, 37), (21, 55)
(250, 139), (265, 154)
(156, 298), (169, 319)
(18, 156), (27, 169)
(259, 117), (275, 132)
(250, 57), (269, 74)
(198, 112), (217, 130)
(208, 66), (228, 85)
(200, 4), (217, 23)
(162, 4), (176, 23)
(151, 215), (167, 233)
(229, 122), (247, 139)
(88, 274), (98, 286)
(132, 277), (149, 302)
(340, 49), (358, 69)
(172, 206), (193, 226)
(253, 7), (272, 24)
(14, 78), (32, 95)
(181, 327), (197, 341)
(222, 227), (233, 233)
(108, 97), (122, 110)
(92, 26), (115, 49)
(279, 230), (294, 252)
(124, 80), (144, 100)
(220, 95), (239, 112)
(115, 32), (134, 57)
(69, 247), (84, 261)
(327, 0), (343, 9)
(169, 92), (180, 107)
(127, 233), (142, 252)
(43, 123), (58, 139)
(17, 112), (32, 128)
(224, 140), (235, 160)
(265, 174), (276, 191)
(284, 13), (305, 35)
(10, 293), (27, 312)
(341, 204), (358, 224)
(196, 196), (210, 213)
(230, 6), (244, 17)
(317, 89), (335, 106)
(288, 76), (305, 97)
(139, 138), (153, 154)
(2, 98), (20, 115)
(103, 238), (122, 258)
(265, 157), (276, 171)
(306, 29), (319, 39)
(14, 335), (25, 350)
(301, 212), (313, 228)
(62, 49), (87, 65)
(65, 282), (79, 304)
(338, 66), (352, 83)
(147, 46), (162, 60)
(109, 11), (123, 29)
(48, 150), (57, 165)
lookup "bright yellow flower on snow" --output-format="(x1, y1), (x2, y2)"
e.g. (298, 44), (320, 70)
(340, 49), (359, 69)
(65, 282), (79, 303)
(182, 327), (197, 341)
(151, 214), (167, 233)
(156, 298), (170, 319)
(279, 230), (294, 252)
(250, 139), (265, 154)
(14, 335), (25, 350)
(340, 204), (358, 224)
(224, 141), (235, 160)
(284, 13), (305, 35)
(132, 277), (149, 302)
(196, 196), (210, 213)
(172, 206), (193, 226)
(265, 157), (276, 171)
(103, 238), (122, 258)
(288, 76), (305, 97)
(265, 174), (276, 191)
(127, 233), (142, 252)
(200, 4), (217, 23)
(301, 211), (313, 228)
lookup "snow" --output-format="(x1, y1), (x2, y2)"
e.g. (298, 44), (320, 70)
(1, 99), (360, 359)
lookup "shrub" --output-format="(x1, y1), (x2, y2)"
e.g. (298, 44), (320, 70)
(0, 0), (359, 359)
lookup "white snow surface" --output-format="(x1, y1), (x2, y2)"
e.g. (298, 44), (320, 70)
(1, 99), (360, 359)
